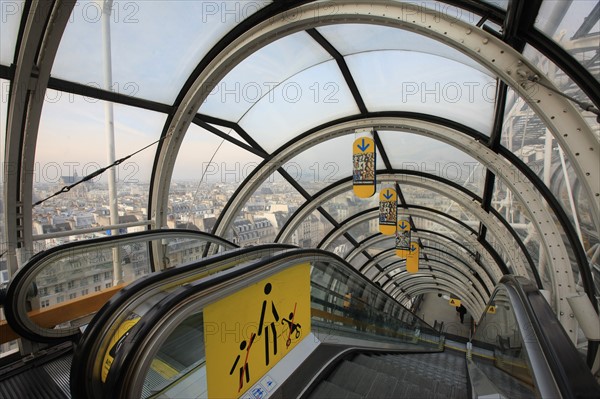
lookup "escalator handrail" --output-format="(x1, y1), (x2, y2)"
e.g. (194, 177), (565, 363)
(70, 243), (296, 399)
(497, 275), (599, 398)
(102, 248), (439, 398)
(4, 229), (237, 343)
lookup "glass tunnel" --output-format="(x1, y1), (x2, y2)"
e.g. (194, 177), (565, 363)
(0, 0), (599, 398)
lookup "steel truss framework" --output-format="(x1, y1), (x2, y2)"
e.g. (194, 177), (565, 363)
(2, 0), (598, 357)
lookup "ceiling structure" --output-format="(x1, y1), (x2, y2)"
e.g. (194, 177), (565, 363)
(1, 0), (599, 356)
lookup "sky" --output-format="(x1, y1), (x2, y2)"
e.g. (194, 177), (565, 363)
(0, 0), (596, 188)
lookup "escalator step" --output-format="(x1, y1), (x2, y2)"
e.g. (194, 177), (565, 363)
(0, 367), (67, 399)
(327, 361), (365, 392)
(352, 354), (380, 370)
(366, 372), (398, 398)
(309, 380), (362, 399)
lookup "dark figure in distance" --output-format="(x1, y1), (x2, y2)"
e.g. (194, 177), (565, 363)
(456, 304), (467, 324)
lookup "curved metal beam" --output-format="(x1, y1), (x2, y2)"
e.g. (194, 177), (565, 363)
(149, 0), (598, 252)
(391, 279), (482, 315)
(363, 249), (488, 306)
(3, 0), (75, 273)
(320, 207), (495, 293)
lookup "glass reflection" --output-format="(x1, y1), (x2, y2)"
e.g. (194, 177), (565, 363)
(169, 123), (263, 234)
(501, 87), (596, 269)
(201, 31), (332, 122)
(320, 186), (380, 223)
(0, 0), (24, 65)
(239, 60), (359, 153)
(346, 51), (496, 135)
(471, 287), (537, 398)
(286, 210), (334, 249)
(34, 90), (165, 249)
(378, 131), (486, 197)
(52, 0), (271, 103)
(535, 0), (600, 80)
(229, 173), (305, 246)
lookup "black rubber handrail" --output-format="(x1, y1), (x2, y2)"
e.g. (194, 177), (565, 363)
(4, 229), (237, 343)
(70, 243), (295, 399)
(101, 248), (439, 398)
(498, 275), (600, 398)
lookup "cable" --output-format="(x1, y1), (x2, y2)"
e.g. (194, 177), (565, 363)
(33, 134), (171, 207)
(526, 75), (600, 121)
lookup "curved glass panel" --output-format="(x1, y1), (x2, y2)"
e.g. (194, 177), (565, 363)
(0, 0), (24, 65)
(169, 123), (263, 232)
(471, 285), (537, 398)
(9, 231), (233, 342)
(480, 0), (508, 10)
(323, 235), (354, 258)
(52, 1), (270, 103)
(378, 131), (487, 197)
(346, 50), (497, 135)
(239, 60), (360, 153)
(522, 44), (599, 132)
(501, 87), (596, 248)
(227, 172), (306, 246)
(535, 0), (600, 78)
(388, 0), (485, 25)
(285, 137), (383, 195)
(349, 252), (369, 270)
(343, 218), (377, 243)
(492, 179), (554, 295)
(200, 31), (332, 122)
(316, 24), (493, 76)
(283, 209), (334, 249)
(34, 90), (166, 246)
(320, 188), (378, 224)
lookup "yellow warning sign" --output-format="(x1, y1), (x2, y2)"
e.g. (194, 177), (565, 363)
(487, 305), (497, 314)
(379, 188), (397, 235)
(449, 298), (462, 307)
(406, 242), (419, 273)
(204, 263), (311, 398)
(101, 314), (140, 383)
(352, 134), (376, 198)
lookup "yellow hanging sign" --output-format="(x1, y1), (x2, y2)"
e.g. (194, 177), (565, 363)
(352, 134), (376, 198)
(379, 188), (397, 235)
(395, 218), (411, 257)
(204, 263), (311, 399)
(449, 298), (462, 307)
(406, 242), (419, 273)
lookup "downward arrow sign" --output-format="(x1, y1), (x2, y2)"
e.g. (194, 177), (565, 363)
(410, 244), (416, 252)
(357, 138), (370, 152)
(383, 189), (393, 200)
(400, 222), (407, 229)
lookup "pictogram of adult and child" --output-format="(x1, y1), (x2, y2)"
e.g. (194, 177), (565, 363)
(229, 282), (302, 392)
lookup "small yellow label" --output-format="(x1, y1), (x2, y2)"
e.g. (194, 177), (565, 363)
(449, 298), (462, 307)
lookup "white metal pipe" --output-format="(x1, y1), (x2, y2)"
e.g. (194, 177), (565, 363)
(101, 0), (122, 284)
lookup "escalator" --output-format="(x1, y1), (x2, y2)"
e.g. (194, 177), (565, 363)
(307, 351), (467, 399)
(0, 230), (292, 398)
(2, 235), (599, 398)
(79, 248), (599, 399)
